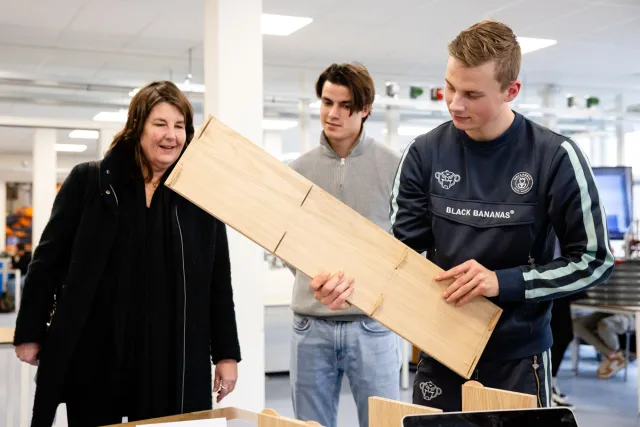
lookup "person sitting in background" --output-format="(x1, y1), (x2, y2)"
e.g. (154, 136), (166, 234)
(13, 81), (241, 427)
(572, 312), (635, 379)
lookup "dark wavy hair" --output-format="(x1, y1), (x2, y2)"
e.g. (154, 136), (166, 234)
(315, 62), (375, 123)
(107, 81), (195, 182)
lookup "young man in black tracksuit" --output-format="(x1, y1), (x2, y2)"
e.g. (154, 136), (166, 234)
(311, 20), (614, 411)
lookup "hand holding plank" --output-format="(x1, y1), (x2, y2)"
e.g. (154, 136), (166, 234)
(311, 271), (355, 310)
(436, 259), (499, 307)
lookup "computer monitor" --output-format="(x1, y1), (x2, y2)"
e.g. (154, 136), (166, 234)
(592, 166), (634, 240)
(402, 407), (579, 427)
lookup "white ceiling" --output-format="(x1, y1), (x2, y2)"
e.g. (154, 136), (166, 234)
(1, 0), (640, 154)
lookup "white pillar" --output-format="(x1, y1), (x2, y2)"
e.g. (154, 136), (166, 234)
(32, 129), (57, 248)
(540, 84), (558, 131)
(0, 180), (6, 251)
(385, 106), (400, 151)
(298, 99), (312, 153)
(204, 0), (265, 412)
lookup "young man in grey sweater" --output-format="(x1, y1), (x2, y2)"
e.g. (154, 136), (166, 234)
(287, 63), (402, 427)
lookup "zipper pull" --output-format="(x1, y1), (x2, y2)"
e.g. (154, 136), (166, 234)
(340, 158), (345, 166)
(532, 355), (539, 370)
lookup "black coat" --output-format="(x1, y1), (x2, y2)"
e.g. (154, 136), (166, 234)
(13, 141), (242, 426)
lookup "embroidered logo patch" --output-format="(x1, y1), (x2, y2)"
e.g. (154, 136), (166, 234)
(419, 381), (442, 401)
(511, 172), (533, 195)
(435, 170), (461, 190)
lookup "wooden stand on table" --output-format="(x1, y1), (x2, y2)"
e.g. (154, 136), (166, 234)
(461, 381), (537, 411)
(107, 408), (328, 427)
(258, 409), (323, 426)
(106, 407), (258, 426)
(165, 115), (502, 380)
(368, 397), (441, 427)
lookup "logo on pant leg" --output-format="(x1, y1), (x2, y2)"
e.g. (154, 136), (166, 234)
(419, 381), (442, 401)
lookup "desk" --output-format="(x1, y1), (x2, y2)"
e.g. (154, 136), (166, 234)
(570, 302), (640, 414)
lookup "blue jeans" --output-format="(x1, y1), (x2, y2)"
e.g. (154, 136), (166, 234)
(290, 315), (401, 427)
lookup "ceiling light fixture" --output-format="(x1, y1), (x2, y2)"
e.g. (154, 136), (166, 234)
(262, 14), (313, 36)
(69, 130), (99, 139)
(56, 144), (88, 153)
(94, 110), (127, 123)
(517, 37), (557, 54)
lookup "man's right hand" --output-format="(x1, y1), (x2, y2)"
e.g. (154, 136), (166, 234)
(15, 343), (40, 366)
(311, 271), (355, 311)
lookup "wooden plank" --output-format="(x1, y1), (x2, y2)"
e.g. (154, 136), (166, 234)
(368, 397), (441, 427)
(165, 115), (503, 379)
(258, 409), (323, 427)
(166, 117), (312, 253)
(0, 327), (14, 344)
(461, 381), (538, 411)
(105, 407), (259, 426)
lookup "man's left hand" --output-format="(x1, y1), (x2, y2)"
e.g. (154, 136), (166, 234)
(436, 259), (499, 306)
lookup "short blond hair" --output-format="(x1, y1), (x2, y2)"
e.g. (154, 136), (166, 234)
(448, 20), (521, 90)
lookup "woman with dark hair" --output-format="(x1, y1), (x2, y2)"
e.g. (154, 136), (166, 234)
(13, 81), (241, 427)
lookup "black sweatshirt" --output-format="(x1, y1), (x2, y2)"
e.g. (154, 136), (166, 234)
(389, 111), (614, 361)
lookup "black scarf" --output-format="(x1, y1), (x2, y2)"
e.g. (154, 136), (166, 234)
(113, 153), (178, 420)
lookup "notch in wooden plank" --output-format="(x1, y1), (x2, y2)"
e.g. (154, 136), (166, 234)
(165, 163), (183, 187)
(197, 115), (214, 139)
(488, 309), (502, 331)
(370, 294), (384, 316)
(300, 184), (314, 207)
(394, 248), (409, 270)
(465, 355), (478, 378)
(274, 231), (287, 253)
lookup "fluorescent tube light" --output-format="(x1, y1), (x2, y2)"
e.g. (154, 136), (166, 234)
(517, 37), (557, 54)
(262, 14), (313, 36)
(94, 110), (127, 123)
(56, 144), (88, 153)
(263, 119), (298, 130)
(69, 130), (99, 139)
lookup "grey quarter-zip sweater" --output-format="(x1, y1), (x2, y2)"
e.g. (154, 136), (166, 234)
(287, 128), (401, 320)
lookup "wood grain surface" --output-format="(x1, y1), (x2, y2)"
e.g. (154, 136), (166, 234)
(165, 115), (502, 379)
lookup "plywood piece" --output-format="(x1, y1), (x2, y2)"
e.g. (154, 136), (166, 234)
(276, 184), (407, 313)
(258, 409), (325, 427)
(368, 397), (441, 427)
(461, 381), (538, 411)
(381, 250), (502, 379)
(0, 327), (14, 344)
(165, 115), (502, 379)
(165, 117), (312, 253)
(105, 407), (259, 426)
